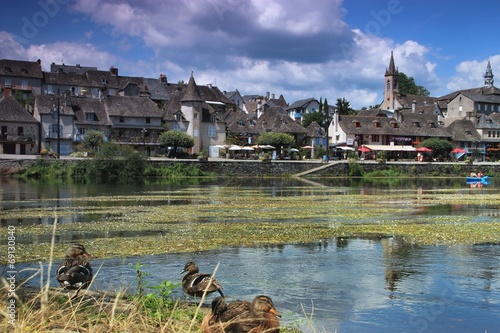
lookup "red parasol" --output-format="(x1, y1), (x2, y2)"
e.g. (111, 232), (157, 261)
(451, 148), (466, 153)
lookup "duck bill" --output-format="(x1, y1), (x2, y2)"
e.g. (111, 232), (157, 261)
(83, 252), (92, 258)
(270, 308), (281, 318)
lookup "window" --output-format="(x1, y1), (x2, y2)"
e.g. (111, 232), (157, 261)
(371, 135), (379, 142)
(4, 79), (11, 87)
(210, 115), (217, 122)
(429, 123), (436, 128)
(176, 113), (182, 122)
(21, 80), (28, 90)
(119, 117), (124, 123)
(194, 113), (198, 119)
(18, 127), (24, 135)
(146, 117), (151, 124)
(208, 125), (216, 138)
(387, 80), (390, 91)
(238, 120), (244, 126)
(85, 113), (96, 121)
(488, 131), (491, 138)
(355, 122), (360, 128)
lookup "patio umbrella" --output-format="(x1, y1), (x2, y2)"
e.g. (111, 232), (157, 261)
(358, 146), (371, 153)
(228, 145), (242, 151)
(301, 145), (314, 149)
(415, 147), (433, 152)
(242, 146), (254, 151)
(451, 148), (466, 153)
(260, 145), (275, 149)
(290, 148), (299, 152)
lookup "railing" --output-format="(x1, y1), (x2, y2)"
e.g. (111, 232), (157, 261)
(1, 135), (36, 142)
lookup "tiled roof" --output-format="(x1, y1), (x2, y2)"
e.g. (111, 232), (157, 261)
(224, 108), (260, 135)
(256, 106), (308, 134)
(35, 94), (76, 116)
(180, 75), (203, 102)
(445, 119), (481, 141)
(43, 71), (89, 87)
(144, 78), (169, 101)
(69, 97), (111, 126)
(0, 96), (38, 123)
(0, 59), (43, 78)
(477, 114), (500, 129)
(104, 96), (163, 117)
(287, 97), (317, 110)
(306, 121), (326, 138)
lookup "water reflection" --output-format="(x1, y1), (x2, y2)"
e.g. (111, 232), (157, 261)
(12, 237), (499, 333)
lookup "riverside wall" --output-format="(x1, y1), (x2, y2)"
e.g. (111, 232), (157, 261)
(2, 156), (499, 177)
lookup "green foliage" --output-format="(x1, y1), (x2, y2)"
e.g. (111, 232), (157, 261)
(15, 159), (69, 180)
(419, 138), (453, 159)
(336, 97), (356, 115)
(90, 142), (148, 183)
(398, 72), (430, 96)
(257, 132), (295, 148)
(131, 260), (150, 299)
(301, 111), (325, 128)
(83, 130), (105, 153)
(348, 160), (365, 177)
(159, 130), (194, 157)
(144, 162), (213, 178)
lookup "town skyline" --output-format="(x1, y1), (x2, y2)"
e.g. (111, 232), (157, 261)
(1, 0), (500, 110)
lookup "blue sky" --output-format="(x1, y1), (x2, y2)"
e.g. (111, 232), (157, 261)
(1, 0), (499, 109)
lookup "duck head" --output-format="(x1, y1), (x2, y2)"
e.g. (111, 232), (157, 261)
(252, 295), (281, 318)
(66, 244), (92, 259)
(180, 261), (199, 275)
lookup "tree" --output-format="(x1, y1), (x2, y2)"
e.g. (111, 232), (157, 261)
(159, 130), (195, 157)
(398, 72), (430, 96)
(336, 97), (355, 115)
(302, 111), (325, 128)
(91, 142), (147, 182)
(257, 132), (295, 151)
(83, 130), (105, 153)
(419, 138), (453, 159)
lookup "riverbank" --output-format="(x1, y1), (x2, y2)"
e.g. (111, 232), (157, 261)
(1, 154), (499, 177)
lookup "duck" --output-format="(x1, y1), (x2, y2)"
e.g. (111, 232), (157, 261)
(202, 295), (281, 333)
(56, 244), (93, 298)
(180, 261), (224, 298)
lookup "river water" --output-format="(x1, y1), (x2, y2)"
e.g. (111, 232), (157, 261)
(2, 177), (500, 332)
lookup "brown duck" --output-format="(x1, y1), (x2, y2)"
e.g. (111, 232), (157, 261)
(180, 261), (224, 298)
(202, 295), (281, 333)
(56, 244), (93, 298)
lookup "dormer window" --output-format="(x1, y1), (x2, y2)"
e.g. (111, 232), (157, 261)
(101, 77), (107, 84)
(353, 121), (360, 128)
(85, 112), (97, 121)
(413, 122), (420, 127)
(390, 121), (399, 128)
(210, 115), (217, 122)
(429, 122), (436, 128)
(372, 120), (380, 128)
(238, 120), (244, 126)
(249, 119), (256, 126)
(21, 68), (28, 74)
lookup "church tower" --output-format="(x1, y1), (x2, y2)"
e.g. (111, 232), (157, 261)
(381, 51), (399, 110)
(484, 60), (494, 87)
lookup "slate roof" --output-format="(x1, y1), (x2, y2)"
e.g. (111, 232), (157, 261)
(35, 94), (76, 116)
(43, 71), (90, 87)
(399, 113), (449, 137)
(85, 69), (121, 89)
(256, 106), (308, 134)
(104, 96), (163, 118)
(445, 119), (481, 141)
(339, 115), (407, 136)
(394, 93), (439, 112)
(286, 97), (317, 111)
(0, 59), (43, 78)
(454, 91), (500, 104)
(477, 113), (500, 129)
(180, 75), (203, 102)
(0, 96), (38, 123)
(144, 78), (169, 101)
(438, 85), (500, 103)
(306, 121), (326, 138)
(69, 97), (111, 126)
(223, 108), (259, 135)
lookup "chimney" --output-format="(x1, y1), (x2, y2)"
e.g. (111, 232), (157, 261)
(159, 74), (167, 83)
(110, 66), (118, 76)
(272, 93), (275, 99)
(266, 92), (270, 100)
(412, 100), (416, 113)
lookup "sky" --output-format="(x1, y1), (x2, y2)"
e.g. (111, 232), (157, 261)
(1, 0), (500, 109)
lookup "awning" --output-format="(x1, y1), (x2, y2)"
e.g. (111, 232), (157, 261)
(337, 147), (354, 151)
(366, 145), (416, 151)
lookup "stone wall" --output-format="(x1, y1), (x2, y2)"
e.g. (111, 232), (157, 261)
(1, 158), (499, 177)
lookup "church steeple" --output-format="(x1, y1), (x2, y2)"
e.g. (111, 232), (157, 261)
(385, 50), (399, 76)
(484, 60), (494, 87)
(381, 51), (399, 110)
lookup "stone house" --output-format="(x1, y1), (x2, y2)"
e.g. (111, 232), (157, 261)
(0, 59), (43, 99)
(0, 96), (39, 154)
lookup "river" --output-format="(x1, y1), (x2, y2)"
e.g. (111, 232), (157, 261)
(1, 177), (499, 332)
